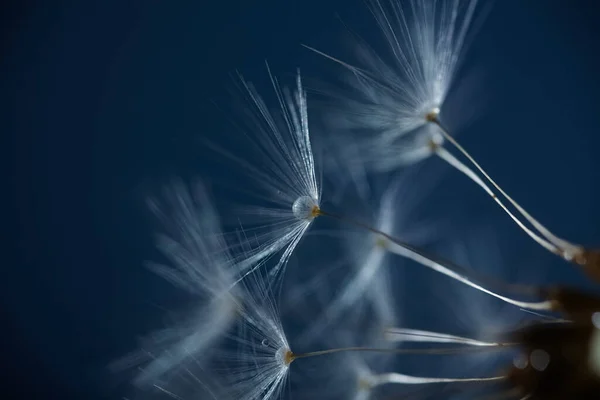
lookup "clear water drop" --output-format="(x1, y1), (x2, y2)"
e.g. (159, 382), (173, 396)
(292, 196), (318, 221)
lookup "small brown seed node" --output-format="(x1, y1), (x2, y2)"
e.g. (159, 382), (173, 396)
(283, 349), (295, 366)
(310, 205), (321, 219)
(574, 248), (600, 283)
(425, 109), (439, 122)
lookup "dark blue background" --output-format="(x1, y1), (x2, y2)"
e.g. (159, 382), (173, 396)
(4, 0), (600, 398)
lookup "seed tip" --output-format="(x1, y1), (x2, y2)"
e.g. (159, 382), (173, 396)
(425, 107), (440, 122)
(277, 348), (295, 366)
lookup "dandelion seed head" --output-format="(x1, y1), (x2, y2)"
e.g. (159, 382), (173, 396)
(219, 269), (292, 400)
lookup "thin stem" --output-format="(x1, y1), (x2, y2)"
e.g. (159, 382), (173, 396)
(384, 327), (500, 347)
(434, 145), (558, 254)
(431, 118), (582, 259)
(384, 238), (553, 311)
(318, 209), (553, 312)
(290, 343), (514, 362)
(371, 372), (506, 386)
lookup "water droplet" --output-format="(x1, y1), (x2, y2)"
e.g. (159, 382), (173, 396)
(292, 196), (318, 220)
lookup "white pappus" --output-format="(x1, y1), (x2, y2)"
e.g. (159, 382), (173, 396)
(112, 181), (242, 389)
(213, 66), (322, 285)
(308, 0), (480, 171)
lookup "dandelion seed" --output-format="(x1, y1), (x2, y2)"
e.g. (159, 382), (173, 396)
(113, 181), (241, 388)
(210, 66), (321, 284)
(126, 249), (293, 400)
(305, 0), (480, 170)
(217, 269), (293, 400)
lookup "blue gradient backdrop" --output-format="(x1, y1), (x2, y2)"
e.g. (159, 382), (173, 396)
(4, 0), (600, 398)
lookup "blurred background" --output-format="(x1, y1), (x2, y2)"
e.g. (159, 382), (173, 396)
(4, 0), (600, 398)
